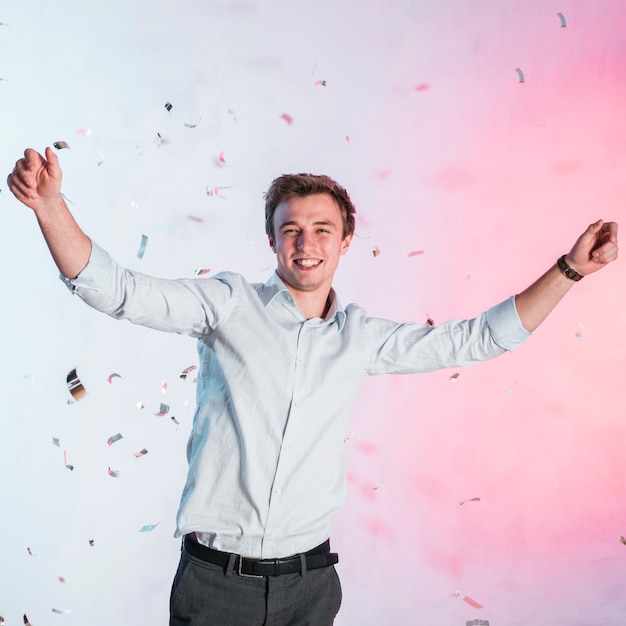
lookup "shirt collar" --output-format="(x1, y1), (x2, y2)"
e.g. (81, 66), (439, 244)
(261, 271), (346, 330)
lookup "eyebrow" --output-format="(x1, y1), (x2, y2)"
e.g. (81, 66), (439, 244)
(279, 220), (338, 230)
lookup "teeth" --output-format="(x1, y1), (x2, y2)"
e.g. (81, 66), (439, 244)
(296, 260), (320, 267)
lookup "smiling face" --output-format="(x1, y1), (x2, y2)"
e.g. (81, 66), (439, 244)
(269, 193), (353, 301)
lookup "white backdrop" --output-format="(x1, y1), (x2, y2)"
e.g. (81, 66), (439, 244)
(1, 1), (625, 624)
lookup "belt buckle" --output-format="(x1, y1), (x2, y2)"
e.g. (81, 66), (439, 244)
(237, 556), (264, 578)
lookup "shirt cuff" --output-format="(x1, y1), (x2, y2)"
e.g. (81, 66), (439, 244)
(59, 240), (111, 294)
(485, 295), (531, 351)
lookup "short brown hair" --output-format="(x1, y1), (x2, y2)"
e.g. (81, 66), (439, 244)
(264, 174), (356, 240)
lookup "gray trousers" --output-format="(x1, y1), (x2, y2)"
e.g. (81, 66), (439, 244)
(169, 543), (342, 625)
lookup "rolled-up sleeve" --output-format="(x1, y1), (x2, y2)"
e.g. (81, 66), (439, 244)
(485, 295), (531, 350)
(60, 240), (235, 338)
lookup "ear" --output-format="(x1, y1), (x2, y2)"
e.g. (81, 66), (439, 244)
(268, 236), (277, 253)
(340, 233), (353, 256)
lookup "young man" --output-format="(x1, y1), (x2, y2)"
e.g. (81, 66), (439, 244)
(7, 148), (619, 625)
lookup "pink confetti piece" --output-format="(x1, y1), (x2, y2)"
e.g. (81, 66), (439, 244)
(108, 467), (120, 478)
(463, 596), (484, 609)
(314, 80), (327, 87)
(372, 247), (381, 257)
(76, 128), (92, 136)
(218, 151), (226, 163)
(188, 215), (204, 222)
(161, 380), (168, 393)
(171, 416), (180, 425)
(345, 135), (351, 143)
(425, 316), (435, 326)
(107, 433), (123, 446)
(155, 403), (169, 416)
(180, 365), (197, 379)
(53, 141), (70, 150)
(408, 250), (424, 257)
(134, 448), (149, 458)
(280, 113), (293, 125)
(449, 373), (460, 383)
(97, 149), (105, 167)
(107, 372), (121, 383)
(194, 268), (211, 276)
(64, 450), (74, 471)
(58, 576), (65, 583)
(414, 83), (431, 92)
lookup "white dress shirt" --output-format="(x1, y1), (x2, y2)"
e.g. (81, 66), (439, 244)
(63, 241), (530, 558)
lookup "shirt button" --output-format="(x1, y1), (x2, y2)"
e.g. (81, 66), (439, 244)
(275, 488), (282, 495)
(293, 401), (300, 407)
(297, 358), (304, 365)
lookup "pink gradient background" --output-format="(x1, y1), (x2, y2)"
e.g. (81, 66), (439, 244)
(1, 1), (625, 624)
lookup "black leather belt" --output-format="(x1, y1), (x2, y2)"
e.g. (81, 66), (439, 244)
(184, 534), (338, 577)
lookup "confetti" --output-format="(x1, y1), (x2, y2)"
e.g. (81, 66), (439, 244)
(0, 616), (4, 626)
(408, 250), (424, 257)
(139, 523), (159, 532)
(426, 316), (435, 326)
(88, 539), (95, 546)
(53, 141), (70, 150)
(575, 332), (582, 340)
(180, 365), (197, 380)
(557, 12), (567, 27)
(218, 151), (226, 163)
(107, 433), (123, 446)
(314, 80), (327, 87)
(51, 609), (73, 615)
(137, 402), (145, 410)
(76, 128), (92, 136)
(161, 380), (168, 393)
(137, 234), (148, 259)
(194, 268), (211, 276)
(97, 149), (105, 166)
(27, 547), (35, 556)
(463, 596), (483, 609)
(134, 448), (149, 458)
(155, 132), (163, 147)
(52, 437), (60, 447)
(64, 450), (74, 471)
(414, 83), (431, 92)
(619, 535), (626, 545)
(164, 101), (173, 112)
(372, 476), (385, 490)
(108, 467), (120, 478)
(58, 576), (65, 583)
(460, 497), (481, 505)
(280, 113), (293, 125)
(171, 416), (180, 425)
(227, 108), (237, 122)
(155, 403), (169, 416)
(372, 247), (381, 257)
(466, 621), (490, 626)
(449, 373), (460, 382)
(67, 368), (87, 401)
(514, 67), (525, 83)
(184, 118), (202, 128)
(23, 615), (31, 626)
(107, 372), (122, 383)
(345, 135), (351, 143)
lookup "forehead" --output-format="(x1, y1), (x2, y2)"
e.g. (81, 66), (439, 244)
(274, 193), (342, 227)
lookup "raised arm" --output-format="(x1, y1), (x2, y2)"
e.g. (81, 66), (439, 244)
(7, 147), (92, 278)
(515, 220), (619, 332)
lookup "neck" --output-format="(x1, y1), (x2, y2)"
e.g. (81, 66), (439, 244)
(291, 290), (332, 320)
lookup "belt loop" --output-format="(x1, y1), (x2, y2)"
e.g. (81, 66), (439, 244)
(299, 553), (307, 577)
(225, 553), (237, 577)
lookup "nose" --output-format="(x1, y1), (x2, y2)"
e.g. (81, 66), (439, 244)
(297, 231), (312, 251)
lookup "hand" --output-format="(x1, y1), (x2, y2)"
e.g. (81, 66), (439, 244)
(566, 220), (619, 276)
(7, 147), (63, 212)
